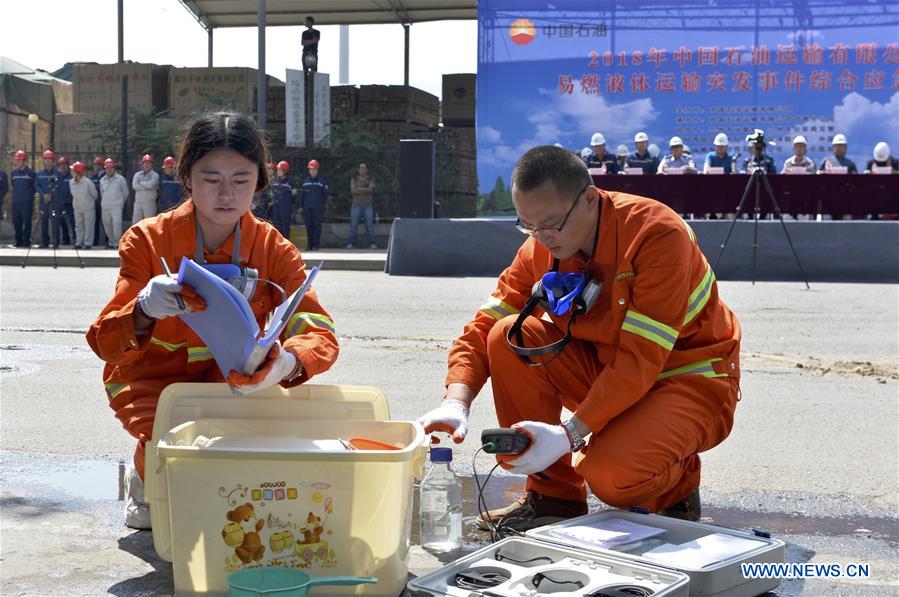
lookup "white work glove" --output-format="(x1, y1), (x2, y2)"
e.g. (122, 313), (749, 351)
(226, 343), (301, 394)
(499, 421), (572, 475)
(136, 275), (205, 319)
(417, 399), (470, 444)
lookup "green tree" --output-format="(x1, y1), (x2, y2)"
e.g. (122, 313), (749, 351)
(322, 116), (397, 221)
(479, 176), (513, 215)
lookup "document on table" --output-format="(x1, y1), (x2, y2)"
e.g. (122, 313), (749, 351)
(549, 517), (666, 549)
(642, 532), (766, 568)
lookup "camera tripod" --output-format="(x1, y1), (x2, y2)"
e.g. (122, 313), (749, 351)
(714, 166), (809, 288)
(21, 205), (84, 269)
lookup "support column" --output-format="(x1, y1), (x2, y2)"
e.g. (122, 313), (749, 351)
(339, 25), (349, 85)
(208, 28), (214, 67)
(257, 0), (267, 128)
(403, 23), (410, 87)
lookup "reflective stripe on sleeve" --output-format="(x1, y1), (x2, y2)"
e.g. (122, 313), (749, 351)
(104, 382), (129, 398)
(684, 262), (715, 325)
(287, 312), (336, 337)
(479, 296), (520, 321)
(187, 347), (214, 363)
(150, 337), (187, 352)
(621, 310), (678, 351)
(658, 358), (728, 380)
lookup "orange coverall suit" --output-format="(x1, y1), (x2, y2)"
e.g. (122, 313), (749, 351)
(447, 191), (741, 512)
(86, 200), (339, 480)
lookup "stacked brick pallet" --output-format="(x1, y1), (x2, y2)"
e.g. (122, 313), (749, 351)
(437, 74), (477, 215)
(328, 82), (477, 217)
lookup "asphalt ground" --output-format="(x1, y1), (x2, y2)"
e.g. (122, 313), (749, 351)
(1, 266), (896, 596)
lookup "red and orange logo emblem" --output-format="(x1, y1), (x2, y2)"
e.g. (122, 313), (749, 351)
(509, 19), (536, 46)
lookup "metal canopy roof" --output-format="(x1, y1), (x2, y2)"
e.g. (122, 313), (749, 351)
(178, 0), (477, 28)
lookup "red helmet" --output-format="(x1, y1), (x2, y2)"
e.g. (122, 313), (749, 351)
(42, 149), (56, 160)
(307, 159), (320, 170)
(72, 161), (86, 174)
(93, 156), (105, 165)
(276, 160), (290, 173)
(104, 158), (116, 168)
(163, 156), (176, 168)
(14, 150), (27, 160)
(141, 154), (154, 163)
(58, 156), (69, 165)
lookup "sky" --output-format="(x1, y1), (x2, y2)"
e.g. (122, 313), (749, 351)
(0, 0), (477, 99)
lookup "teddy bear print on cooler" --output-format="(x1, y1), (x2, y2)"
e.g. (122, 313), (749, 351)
(223, 503), (266, 563)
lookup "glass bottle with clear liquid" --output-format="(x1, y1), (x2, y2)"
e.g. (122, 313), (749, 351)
(419, 447), (463, 551)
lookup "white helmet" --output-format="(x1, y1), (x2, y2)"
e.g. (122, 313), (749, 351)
(590, 132), (606, 146)
(634, 131), (649, 143)
(669, 136), (683, 147)
(874, 142), (890, 161)
(713, 132), (729, 146)
(553, 142), (564, 148)
(648, 143), (660, 157)
(683, 144), (691, 154)
(580, 147), (593, 159)
(792, 135), (808, 146)
(831, 133), (847, 145)
(616, 144), (629, 157)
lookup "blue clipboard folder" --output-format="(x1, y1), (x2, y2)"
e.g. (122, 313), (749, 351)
(176, 257), (321, 376)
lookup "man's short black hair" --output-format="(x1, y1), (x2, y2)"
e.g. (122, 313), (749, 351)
(511, 145), (592, 199)
(305, 16), (315, 24)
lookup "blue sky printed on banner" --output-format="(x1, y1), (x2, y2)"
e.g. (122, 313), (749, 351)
(477, 0), (899, 193)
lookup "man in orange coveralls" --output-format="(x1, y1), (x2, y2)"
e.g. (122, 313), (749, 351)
(419, 145), (741, 529)
(87, 112), (338, 530)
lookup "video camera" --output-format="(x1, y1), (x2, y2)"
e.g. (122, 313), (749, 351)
(746, 129), (770, 154)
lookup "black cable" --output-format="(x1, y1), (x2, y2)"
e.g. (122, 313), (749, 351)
(531, 572), (585, 590)
(588, 587), (654, 597)
(453, 568), (511, 590)
(473, 447), (503, 542)
(494, 551), (554, 566)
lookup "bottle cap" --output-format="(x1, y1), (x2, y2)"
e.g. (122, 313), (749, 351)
(429, 447), (452, 463)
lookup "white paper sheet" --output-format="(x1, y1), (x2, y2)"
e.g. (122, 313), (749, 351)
(549, 517), (666, 549)
(642, 532), (766, 569)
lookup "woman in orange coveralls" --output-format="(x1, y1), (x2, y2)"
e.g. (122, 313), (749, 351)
(86, 112), (339, 530)
(418, 146), (740, 530)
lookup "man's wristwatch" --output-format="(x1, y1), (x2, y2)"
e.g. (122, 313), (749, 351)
(283, 354), (304, 383)
(561, 419), (587, 452)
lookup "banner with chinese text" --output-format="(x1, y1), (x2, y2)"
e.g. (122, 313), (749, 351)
(476, 0), (899, 203)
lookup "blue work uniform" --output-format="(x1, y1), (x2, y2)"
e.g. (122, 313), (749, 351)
(704, 152), (734, 173)
(585, 152), (619, 174)
(36, 167), (61, 246)
(818, 155), (858, 174)
(91, 171), (106, 247)
(271, 175), (294, 239)
(53, 170), (75, 245)
(741, 154), (777, 174)
(301, 175), (330, 250)
(159, 174), (184, 211)
(0, 170), (8, 222)
(626, 151), (660, 174)
(11, 167), (36, 247)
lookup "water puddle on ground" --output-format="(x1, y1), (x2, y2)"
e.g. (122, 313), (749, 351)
(2, 456), (126, 502)
(4, 455), (895, 546)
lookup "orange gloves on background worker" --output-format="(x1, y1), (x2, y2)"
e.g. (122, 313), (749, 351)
(87, 112), (338, 531)
(419, 145), (741, 531)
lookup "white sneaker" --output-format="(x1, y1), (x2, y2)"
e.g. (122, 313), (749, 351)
(124, 465), (152, 530)
(345, 243), (355, 249)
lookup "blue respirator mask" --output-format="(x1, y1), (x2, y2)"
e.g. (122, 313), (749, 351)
(193, 212), (286, 303)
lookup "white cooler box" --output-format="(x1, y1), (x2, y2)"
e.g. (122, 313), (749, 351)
(527, 510), (785, 596)
(146, 383), (427, 596)
(407, 537), (690, 597)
